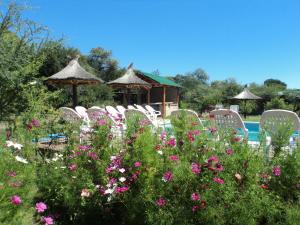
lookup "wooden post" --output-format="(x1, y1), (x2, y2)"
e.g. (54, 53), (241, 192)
(176, 88), (180, 104)
(72, 84), (78, 108)
(162, 86), (166, 118)
(147, 89), (150, 105)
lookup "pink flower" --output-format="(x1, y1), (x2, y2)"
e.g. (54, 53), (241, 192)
(215, 163), (224, 171)
(87, 152), (98, 160)
(191, 193), (200, 201)
(160, 131), (167, 140)
(167, 137), (176, 147)
(42, 216), (54, 225)
(68, 163), (77, 171)
(272, 166), (281, 176)
(209, 127), (217, 133)
(81, 188), (90, 197)
(192, 205), (200, 212)
(6, 171), (16, 177)
(187, 132), (195, 142)
(213, 177), (224, 184)
(169, 155), (179, 161)
(191, 162), (201, 174)
(156, 197), (166, 207)
(97, 119), (107, 126)
(134, 161), (142, 167)
(208, 155), (219, 163)
(115, 186), (129, 193)
(232, 137), (241, 142)
(35, 202), (47, 213)
(78, 145), (91, 151)
(226, 149), (233, 155)
(31, 119), (40, 127)
(10, 195), (22, 205)
(193, 130), (200, 135)
(162, 171), (173, 182)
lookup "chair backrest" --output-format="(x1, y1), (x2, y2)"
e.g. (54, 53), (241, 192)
(127, 105), (136, 110)
(210, 109), (248, 137)
(124, 109), (155, 127)
(145, 105), (155, 113)
(230, 105), (239, 112)
(135, 104), (148, 113)
(59, 107), (81, 122)
(75, 106), (89, 120)
(87, 107), (107, 122)
(260, 110), (300, 132)
(106, 106), (122, 119)
(171, 109), (203, 127)
(116, 105), (126, 117)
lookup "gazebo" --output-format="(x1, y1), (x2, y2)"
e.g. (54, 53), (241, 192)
(233, 87), (262, 117)
(107, 64), (152, 106)
(46, 57), (103, 108)
(108, 64), (181, 117)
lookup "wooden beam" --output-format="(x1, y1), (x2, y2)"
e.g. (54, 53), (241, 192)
(147, 89), (150, 105)
(162, 86), (166, 118)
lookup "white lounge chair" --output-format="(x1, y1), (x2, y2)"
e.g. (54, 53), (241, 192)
(260, 110), (300, 153)
(210, 109), (248, 139)
(59, 107), (81, 122)
(116, 105), (126, 119)
(87, 107), (124, 138)
(127, 105), (136, 110)
(124, 109), (158, 129)
(134, 104), (154, 119)
(171, 109), (203, 127)
(75, 106), (89, 121)
(105, 106), (123, 121)
(145, 105), (161, 119)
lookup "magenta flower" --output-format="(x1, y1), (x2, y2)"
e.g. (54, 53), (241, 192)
(167, 137), (176, 147)
(209, 127), (217, 133)
(213, 177), (224, 184)
(191, 192), (200, 201)
(115, 186), (129, 193)
(162, 171), (173, 182)
(272, 166), (281, 176)
(215, 163), (224, 171)
(193, 130), (200, 135)
(35, 202), (47, 213)
(226, 148), (234, 155)
(10, 195), (22, 205)
(156, 197), (166, 207)
(42, 216), (54, 225)
(191, 162), (201, 174)
(134, 161), (142, 167)
(68, 163), (77, 171)
(192, 205), (200, 212)
(78, 145), (91, 151)
(208, 155), (219, 163)
(187, 131), (195, 142)
(169, 155), (179, 161)
(160, 131), (167, 140)
(31, 119), (40, 127)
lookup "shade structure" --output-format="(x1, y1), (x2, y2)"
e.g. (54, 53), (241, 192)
(232, 87), (262, 118)
(46, 57), (103, 107)
(107, 64), (151, 89)
(107, 64), (151, 106)
(233, 88), (262, 100)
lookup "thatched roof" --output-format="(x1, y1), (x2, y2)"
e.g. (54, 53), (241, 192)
(107, 64), (151, 89)
(233, 88), (262, 100)
(46, 57), (103, 85)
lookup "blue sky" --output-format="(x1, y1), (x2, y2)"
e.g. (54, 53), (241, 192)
(25, 0), (300, 88)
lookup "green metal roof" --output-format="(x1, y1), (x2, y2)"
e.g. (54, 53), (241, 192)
(139, 71), (181, 87)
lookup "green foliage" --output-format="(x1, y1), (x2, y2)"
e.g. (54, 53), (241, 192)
(266, 97), (293, 111)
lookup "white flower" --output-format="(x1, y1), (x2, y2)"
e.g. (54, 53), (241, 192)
(119, 177), (126, 182)
(60, 166), (66, 169)
(6, 141), (14, 147)
(157, 150), (163, 155)
(107, 196), (112, 202)
(15, 156), (28, 164)
(110, 156), (117, 161)
(13, 143), (23, 150)
(104, 188), (114, 194)
(119, 168), (125, 173)
(45, 159), (51, 163)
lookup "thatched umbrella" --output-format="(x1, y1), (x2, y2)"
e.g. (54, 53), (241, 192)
(107, 63), (151, 105)
(46, 57), (103, 107)
(233, 86), (262, 118)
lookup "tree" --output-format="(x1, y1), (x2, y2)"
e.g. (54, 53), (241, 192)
(264, 79), (287, 90)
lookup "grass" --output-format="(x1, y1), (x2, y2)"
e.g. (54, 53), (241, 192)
(243, 115), (261, 122)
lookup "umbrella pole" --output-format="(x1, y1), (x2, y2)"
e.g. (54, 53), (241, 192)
(72, 84), (78, 108)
